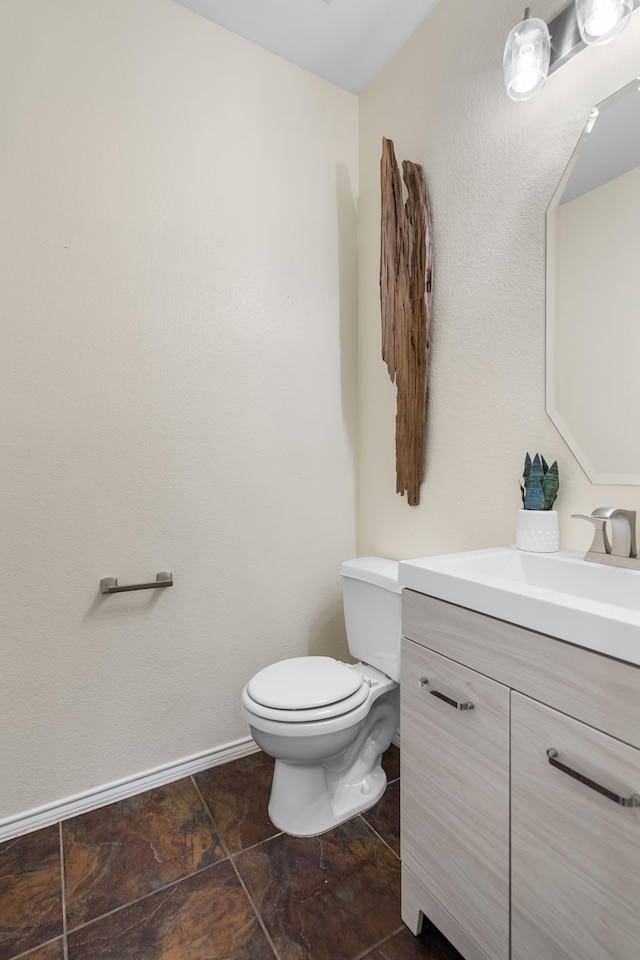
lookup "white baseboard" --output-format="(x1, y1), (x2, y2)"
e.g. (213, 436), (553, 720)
(0, 737), (258, 843)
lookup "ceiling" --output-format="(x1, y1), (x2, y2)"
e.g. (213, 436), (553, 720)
(173, 0), (441, 94)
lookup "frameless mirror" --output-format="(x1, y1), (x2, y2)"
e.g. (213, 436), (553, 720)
(546, 78), (640, 484)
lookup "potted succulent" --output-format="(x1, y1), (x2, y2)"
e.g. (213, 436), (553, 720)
(516, 453), (559, 552)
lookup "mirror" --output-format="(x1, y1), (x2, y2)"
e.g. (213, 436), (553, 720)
(546, 78), (640, 485)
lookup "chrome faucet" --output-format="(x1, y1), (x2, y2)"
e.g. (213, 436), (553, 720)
(572, 508), (640, 569)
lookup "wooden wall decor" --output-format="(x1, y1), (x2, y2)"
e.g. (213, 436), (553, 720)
(380, 137), (433, 506)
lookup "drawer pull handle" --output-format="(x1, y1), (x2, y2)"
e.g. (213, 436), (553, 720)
(419, 677), (474, 711)
(546, 749), (640, 807)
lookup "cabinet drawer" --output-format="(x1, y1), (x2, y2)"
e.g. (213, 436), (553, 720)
(511, 692), (640, 960)
(402, 589), (640, 749)
(401, 639), (510, 960)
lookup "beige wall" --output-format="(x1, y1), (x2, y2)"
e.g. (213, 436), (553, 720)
(358, 0), (640, 559)
(0, 0), (358, 822)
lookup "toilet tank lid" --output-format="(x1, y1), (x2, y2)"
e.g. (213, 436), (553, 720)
(340, 557), (401, 593)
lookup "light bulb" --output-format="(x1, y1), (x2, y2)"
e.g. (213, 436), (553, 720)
(503, 13), (551, 101)
(575, 0), (633, 45)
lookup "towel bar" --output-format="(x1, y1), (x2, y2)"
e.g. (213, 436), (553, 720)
(100, 571), (173, 594)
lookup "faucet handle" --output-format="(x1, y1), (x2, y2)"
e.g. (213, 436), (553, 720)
(571, 514), (611, 555)
(591, 508), (637, 558)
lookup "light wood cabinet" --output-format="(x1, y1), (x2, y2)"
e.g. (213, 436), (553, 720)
(511, 693), (640, 960)
(400, 589), (640, 960)
(402, 641), (510, 960)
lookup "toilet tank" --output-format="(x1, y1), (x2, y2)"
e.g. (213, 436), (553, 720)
(340, 557), (401, 682)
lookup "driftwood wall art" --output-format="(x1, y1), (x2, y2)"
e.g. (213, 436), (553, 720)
(380, 137), (433, 506)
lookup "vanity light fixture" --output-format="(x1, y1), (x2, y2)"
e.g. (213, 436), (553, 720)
(503, 7), (551, 101)
(575, 0), (633, 44)
(504, 0), (638, 100)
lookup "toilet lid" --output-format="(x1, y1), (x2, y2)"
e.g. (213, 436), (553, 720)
(247, 656), (364, 711)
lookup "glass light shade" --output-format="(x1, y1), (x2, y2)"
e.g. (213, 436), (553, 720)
(503, 16), (551, 101)
(576, 0), (633, 44)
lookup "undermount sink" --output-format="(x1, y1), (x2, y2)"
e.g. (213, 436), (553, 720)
(399, 547), (640, 666)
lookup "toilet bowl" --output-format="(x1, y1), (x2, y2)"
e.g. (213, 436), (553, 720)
(242, 557), (401, 837)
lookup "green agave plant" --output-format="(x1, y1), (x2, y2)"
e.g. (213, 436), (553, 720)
(520, 453), (559, 511)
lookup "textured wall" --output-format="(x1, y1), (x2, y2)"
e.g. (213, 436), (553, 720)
(0, 0), (358, 821)
(358, 0), (640, 559)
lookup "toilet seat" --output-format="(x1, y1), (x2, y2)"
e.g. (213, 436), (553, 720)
(243, 656), (370, 723)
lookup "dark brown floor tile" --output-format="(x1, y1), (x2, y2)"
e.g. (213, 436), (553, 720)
(362, 779), (400, 856)
(194, 751), (279, 854)
(0, 827), (63, 960)
(63, 777), (225, 929)
(19, 940), (65, 960)
(234, 815), (401, 960)
(381, 744), (400, 783)
(364, 924), (462, 959)
(67, 860), (274, 960)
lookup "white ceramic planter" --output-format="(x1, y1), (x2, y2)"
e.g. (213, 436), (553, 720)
(516, 508), (559, 553)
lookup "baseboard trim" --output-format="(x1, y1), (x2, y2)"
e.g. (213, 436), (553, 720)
(0, 737), (258, 843)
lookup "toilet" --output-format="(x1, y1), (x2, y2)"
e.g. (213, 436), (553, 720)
(241, 557), (401, 837)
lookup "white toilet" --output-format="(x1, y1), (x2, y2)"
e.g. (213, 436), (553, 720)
(241, 557), (401, 837)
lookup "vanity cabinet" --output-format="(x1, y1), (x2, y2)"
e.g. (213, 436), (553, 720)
(511, 693), (640, 960)
(402, 641), (510, 960)
(401, 589), (640, 960)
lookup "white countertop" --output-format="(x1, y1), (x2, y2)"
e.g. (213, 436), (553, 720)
(399, 547), (640, 668)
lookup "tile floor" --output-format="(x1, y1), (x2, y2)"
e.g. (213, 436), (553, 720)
(0, 746), (461, 960)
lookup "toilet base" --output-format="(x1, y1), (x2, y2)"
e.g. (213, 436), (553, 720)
(269, 760), (387, 837)
(267, 693), (397, 837)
